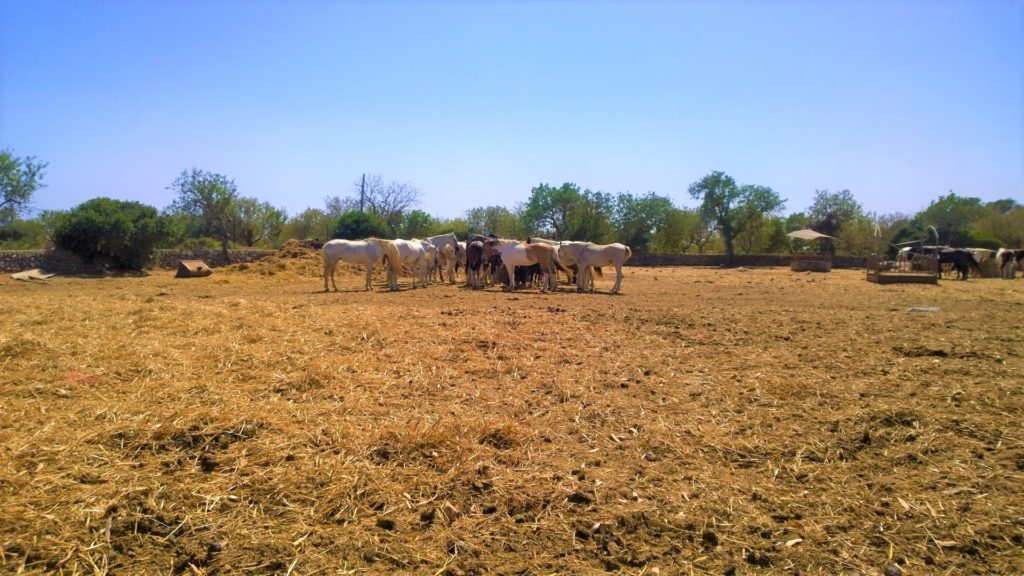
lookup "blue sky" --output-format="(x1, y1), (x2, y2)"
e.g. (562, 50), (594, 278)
(2, 0), (1021, 221)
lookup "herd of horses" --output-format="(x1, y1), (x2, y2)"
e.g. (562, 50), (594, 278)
(321, 233), (633, 294)
(897, 246), (1024, 281)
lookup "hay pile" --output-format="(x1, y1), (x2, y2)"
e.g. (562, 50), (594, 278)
(277, 239), (323, 259)
(0, 266), (1021, 574)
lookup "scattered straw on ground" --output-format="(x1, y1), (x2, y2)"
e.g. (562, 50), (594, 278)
(1, 255), (1022, 575)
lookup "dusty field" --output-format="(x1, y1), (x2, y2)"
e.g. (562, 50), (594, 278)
(1, 250), (1023, 576)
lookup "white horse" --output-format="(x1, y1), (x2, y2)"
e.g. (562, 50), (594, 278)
(392, 239), (429, 289)
(558, 242), (632, 294)
(418, 240), (438, 285)
(483, 238), (569, 292)
(528, 236), (593, 285)
(322, 237), (400, 292)
(423, 233), (461, 284)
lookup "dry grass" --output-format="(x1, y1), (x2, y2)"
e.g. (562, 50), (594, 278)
(1, 251), (1023, 575)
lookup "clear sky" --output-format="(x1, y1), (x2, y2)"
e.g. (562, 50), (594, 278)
(2, 0), (1021, 221)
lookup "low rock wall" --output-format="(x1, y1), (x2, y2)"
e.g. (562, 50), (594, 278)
(1, 248), (866, 274)
(626, 253), (865, 269)
(0, 249), (278, 274)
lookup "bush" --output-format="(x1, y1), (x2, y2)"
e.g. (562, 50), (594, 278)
(55, 198), (169, 270)
(331, 211), (390, 240)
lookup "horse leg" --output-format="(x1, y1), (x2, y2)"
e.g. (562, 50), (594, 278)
(611, 264), (623, 293)
(326, 259), (337, 292)
(505, 263), (516, 291)
(365, 263), (374, 291)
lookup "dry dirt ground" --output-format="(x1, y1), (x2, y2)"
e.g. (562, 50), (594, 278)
(1, 249), (1022, 575)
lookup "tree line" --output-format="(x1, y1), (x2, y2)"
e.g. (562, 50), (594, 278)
(2, 148), (1022, 270)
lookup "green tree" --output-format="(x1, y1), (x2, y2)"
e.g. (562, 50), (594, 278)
(0, 150), (47, 227)
(400, 209), (438, 238)
(54, 198), (168, 270)
(688, 171), (785, 265)
(0, 218), (50, 249)
(331, 210), (390, 240)
(232, 197), (287, 247)
(974, 200), (1024, 248)
(521, 183), (582, 239)
(916, 192), (985, 245)
(614, 192), (674, 253)
(736, 214), (788, 254)
(807, 189), (865, 255)
(465, 205), (525, 238)
(167, 169), (238, 261)
(281, 208), (333, 242)
(651, 208), (706, 253)
(569, 190), (615, 242)
(433, 217), (473, 240)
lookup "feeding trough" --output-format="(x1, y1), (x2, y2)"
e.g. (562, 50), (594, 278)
(176, 260), (212, 278)
(786, 229), (833, 272)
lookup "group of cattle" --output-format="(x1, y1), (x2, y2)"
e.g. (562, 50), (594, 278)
(321, 233), (633, 294)
(895, 246), (1024, 280)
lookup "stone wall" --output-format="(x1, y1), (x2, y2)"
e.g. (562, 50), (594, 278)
(0, 249), (278, 274)
(626, 253), (865, 269)
(152, 249), (277, 269)
(2, 248), (866, 274)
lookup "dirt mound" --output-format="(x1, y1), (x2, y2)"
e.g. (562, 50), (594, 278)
(277, 238), (323, 259)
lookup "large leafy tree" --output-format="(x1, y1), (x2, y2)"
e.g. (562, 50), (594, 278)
(232, 197), (287, 247)
(54, 198), (168, 270)
(973, 199), (1024, 248)
(281, 208), (333, 243)
(0, 150), (47, 227)
(465, 205), (524, 238)
(399, 209), (437, 239)
(688, 171), (785, 265)
(916, 192), (985, 245)
(167, 169), (238, 261)
(570, 190), (615, 242)
(614, 192), (674, 253)
(651, 208), (711, 253)
(521, 183), (582, 239)
(808, 189), (865, 255)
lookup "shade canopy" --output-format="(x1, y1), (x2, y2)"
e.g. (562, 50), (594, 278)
(786, 229), (835, 241)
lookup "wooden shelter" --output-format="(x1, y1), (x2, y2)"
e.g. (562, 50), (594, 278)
(786, 229), (833, 272)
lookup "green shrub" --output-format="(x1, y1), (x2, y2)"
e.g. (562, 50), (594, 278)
(331, 211), (390, 240)
(55, 198), (169, 270)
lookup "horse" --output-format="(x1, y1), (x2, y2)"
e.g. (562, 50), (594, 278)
(453, 241), (467, 279)
(464, 240), (485, 289)
(392, 239), (429, 289)
(556, 242), (632, 293)
(996, 248), (1020, 279)
(423, 233), (461, 284)
(526, 237), (597, 285)
(321, 237), (399, 292)
(937, 248), (981, 280)
(483, 238), (570, 292)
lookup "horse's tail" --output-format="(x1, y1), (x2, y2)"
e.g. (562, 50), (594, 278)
(623, 245), (633, 262)
(386, 241), (401, 282)
(552, 250), (571, 274)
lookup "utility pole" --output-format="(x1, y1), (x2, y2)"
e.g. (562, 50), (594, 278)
(360, 173), (366, 213)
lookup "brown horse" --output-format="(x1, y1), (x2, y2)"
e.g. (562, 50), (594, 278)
(483, 238), (570, 292)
